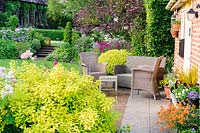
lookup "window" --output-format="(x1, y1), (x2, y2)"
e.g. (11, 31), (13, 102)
(179, 11), (186, 58)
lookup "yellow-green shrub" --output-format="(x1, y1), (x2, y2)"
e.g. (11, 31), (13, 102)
(0, 61), (119, 132)
(98, 49), (129, 74)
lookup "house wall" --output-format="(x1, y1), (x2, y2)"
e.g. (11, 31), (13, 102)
(173, 0), (200, 80)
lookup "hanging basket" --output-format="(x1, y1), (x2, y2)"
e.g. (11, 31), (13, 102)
(172, 24), (180, 31)
(170, 30), (178, 38)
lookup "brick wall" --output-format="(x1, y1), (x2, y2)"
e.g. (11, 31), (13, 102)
(173, 0), (200, 80)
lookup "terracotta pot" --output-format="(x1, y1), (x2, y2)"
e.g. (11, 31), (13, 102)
(172, 24), (180, 31)
(44, 37), (51, 46)
(164, 86), (171, 99)
(170, 30), (178, 38)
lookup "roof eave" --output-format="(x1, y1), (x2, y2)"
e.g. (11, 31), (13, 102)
(166, 0), (188, 11)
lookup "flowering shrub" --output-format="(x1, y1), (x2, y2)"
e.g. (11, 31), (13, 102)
(170, 67), (200, 105)
(96, 41), (111, 53)
(20, 50), (34, 60)
(159, 79), (169, 86)
(0, 67), (16, 99)
(0, 28), (31, 42)
(157, 103), (199, 132)
(172, 84), (200, 102)
(98, 49), (129, 74)
(187, 91), (199, 100)
(0, 62), (119, 132)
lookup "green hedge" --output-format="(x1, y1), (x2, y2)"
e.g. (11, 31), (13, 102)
(144, 0), (174, 72)
(33, 29), (64, 40)
(144, 0), (174, 56)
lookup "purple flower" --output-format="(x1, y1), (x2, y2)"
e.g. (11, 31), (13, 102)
(191, 128), (196, 132)
(187, 91), (199, 100)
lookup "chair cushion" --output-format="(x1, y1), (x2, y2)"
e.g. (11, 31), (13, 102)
(116, 73), (132, 88)
(89, 72), (106, 80)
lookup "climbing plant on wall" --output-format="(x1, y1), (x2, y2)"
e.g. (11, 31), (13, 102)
(144, 0), (174, 71)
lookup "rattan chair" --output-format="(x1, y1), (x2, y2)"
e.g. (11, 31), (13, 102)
(131, 56), (164, 99)
(79, 52), (107, 80)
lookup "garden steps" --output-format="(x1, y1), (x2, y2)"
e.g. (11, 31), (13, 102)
(36, 46), (57, 58)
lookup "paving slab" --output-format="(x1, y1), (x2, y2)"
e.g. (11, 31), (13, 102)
(121, 91), (175, 133)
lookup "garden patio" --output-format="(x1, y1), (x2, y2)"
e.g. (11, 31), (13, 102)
(0, 0), (200, 132)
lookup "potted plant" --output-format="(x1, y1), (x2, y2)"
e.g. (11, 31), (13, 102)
(170, 29), (178, 38)
(44, 37), (51, 46)
(159, 79), (170, 99)
(160, 73), (177, 100)
(171, 19), (181, 31)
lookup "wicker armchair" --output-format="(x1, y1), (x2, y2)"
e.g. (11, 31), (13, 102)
(79, 52), (107, 80)
(114, 56), (166, 88)
(131, 56), (164, 99)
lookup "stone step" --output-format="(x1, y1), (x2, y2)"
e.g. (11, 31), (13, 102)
(35, 46), (57, 57)
(39, 49), (54, 52)
(37, 51), (53, 54)
(36, 53), (49, 57)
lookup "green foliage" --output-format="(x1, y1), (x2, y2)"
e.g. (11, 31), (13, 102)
(33, 29), (64, 41)
(130, 10), (147, 56)
(98, 49), (130, 74)
(144, 0), (174, 71)
(0, 39), (18, 59)
(5, 1), (20, 15)
(46, 42), (78, 63)
(15, 41), (32, 57)
(0, 13), (9, 28)
(120, 124), (131, 133)
(31, 39), (42, 52)
(76, 36), (95, 52)
(63, 22), (72, 43)
(0, 62), (119, 132)
(72, 30), (82, 46)
(7, 15), (19, 31)
(0, 1), (19, 29)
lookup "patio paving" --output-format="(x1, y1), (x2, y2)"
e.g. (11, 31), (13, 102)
(104, 88), (175, 133)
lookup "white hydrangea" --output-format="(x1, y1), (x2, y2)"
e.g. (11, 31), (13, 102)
(21, 50), (33, 59)
(0, 68), (16, 99)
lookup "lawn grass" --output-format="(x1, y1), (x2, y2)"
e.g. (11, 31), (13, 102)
(0, 59), (81, 72)
(51, 40), (63, 47)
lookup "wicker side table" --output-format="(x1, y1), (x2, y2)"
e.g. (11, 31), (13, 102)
(99, 76), (118, 92)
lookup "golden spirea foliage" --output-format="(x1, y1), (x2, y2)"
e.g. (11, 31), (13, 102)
(0, 61), (119, 132)
(98, 49), (129, 74)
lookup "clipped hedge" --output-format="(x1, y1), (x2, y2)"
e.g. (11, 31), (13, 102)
(144, 0), (174, 56)
(144, 0), (174, 72)
(33, 29), (64, 40)
(98, 49), (130, 75)
(0, 62), (119, 132)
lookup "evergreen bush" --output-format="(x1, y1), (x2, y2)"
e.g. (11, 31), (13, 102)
(63, 22), (72, 43)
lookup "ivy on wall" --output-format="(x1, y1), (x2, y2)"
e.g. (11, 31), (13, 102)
(144, 0), (174, 72)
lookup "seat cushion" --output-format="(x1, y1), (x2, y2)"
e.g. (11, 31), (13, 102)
(89, 72), (106, 80)
(116, 73), (132, 88)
